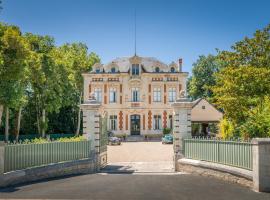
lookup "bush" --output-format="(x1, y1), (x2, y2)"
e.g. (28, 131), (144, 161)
(239, 98), (270, 139)
(56, 136), (87, 142)
(220, 118), (234, 139)
(12, 136), (87, 145)
(163, 128), (172, 135)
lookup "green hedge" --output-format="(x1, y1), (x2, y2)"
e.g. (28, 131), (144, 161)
(0, 133), (76, 142)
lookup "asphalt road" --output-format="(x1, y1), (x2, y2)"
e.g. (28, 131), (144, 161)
(0, 173), (269, 200)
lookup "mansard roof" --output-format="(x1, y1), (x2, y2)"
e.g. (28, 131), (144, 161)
(91, 55), (182, 73)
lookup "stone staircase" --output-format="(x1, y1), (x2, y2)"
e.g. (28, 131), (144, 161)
(125, 135), (145, 142)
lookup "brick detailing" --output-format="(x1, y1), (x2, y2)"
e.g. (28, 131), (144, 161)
(164, 84), (166, 92)
(120, 84), (122, 93)
(164, 95), (167, 104)
(120, 95), (122, 104)
(149, 95), (151, 104)
(179, 84), (182, 91)
(89, 84), (91, 93)
(148, 84), (151, 92)
(104, 84), (107, 93)
(119, 111), (123, 130)
(143, 114), (146, 130)
(104, 96), (107, 104)
(163, 111), (167, 128)
(148, 111), (152, 130)
(125, 114), (128, 130)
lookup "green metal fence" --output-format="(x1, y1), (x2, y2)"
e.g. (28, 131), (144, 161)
(183, 138), (253, 170)
(4, 140), (91, 173)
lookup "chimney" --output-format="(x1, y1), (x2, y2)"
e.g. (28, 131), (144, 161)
(178, 58), (183, 72)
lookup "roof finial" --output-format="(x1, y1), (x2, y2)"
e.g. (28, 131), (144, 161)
(134, 9), (137, 56)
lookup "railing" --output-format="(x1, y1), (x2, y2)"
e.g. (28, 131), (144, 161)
(183, 138), (253, 170)
(4, 140), (91, 173)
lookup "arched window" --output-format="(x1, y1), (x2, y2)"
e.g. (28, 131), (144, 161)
(111, 67), (116, 73)
(95, 69), (100, 73)
(155, 67), (160, 73)
(170, 67), (175, 73)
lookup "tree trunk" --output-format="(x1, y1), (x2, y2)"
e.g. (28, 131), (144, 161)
(0, 105), (3, 127)
(5, 106), (9, 142)
(75, 92), (82, 136)
(41, 108), (46, 138)
(15, 107), (22, 142)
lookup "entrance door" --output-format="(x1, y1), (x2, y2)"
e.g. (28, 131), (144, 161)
(130, 115), (140, 135)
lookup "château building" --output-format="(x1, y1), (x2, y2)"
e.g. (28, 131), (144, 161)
(82, 55), (187, 136)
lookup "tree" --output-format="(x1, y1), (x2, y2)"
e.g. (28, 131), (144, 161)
(25, 33), (65, 137)
(212, 24), (270, 134)
(187, 54), (223, 101)
(0, 23), (29, 142)
(54, 43), (99, 135)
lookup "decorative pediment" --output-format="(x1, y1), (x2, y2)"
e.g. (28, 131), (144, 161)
(169, 61), (178, 68)
(105, 61), (120, 72)
(129, 55), (142, 64)
(92, 63), (103, 72)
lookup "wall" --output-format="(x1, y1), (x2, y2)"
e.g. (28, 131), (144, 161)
(0, 158), (97, 188)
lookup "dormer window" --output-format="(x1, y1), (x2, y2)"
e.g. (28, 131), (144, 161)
(155, 67), (160, 73)
(132, 64), (140, 75)
(96, 69), (101, 73)
(111, 67), (116, 73)
(170, 67), (175, 73)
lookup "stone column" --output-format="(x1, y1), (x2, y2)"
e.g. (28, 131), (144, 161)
(172, 93), (193, 166)
(252, 138), (270, 192)
(80, 95), (101, 154)
(0, 141), (5, 174)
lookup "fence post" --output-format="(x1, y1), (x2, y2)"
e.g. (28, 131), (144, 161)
(80, 94), (101, 155)
(252, 138), (270, 192)
(171, 93), (193, 169)
(0, 141), (5, 174)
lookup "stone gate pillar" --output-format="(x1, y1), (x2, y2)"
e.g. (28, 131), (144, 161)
(172, 94), (193, 167)
(80, 95), (101, 154)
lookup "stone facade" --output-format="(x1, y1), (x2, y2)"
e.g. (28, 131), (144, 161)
(82, 55), (188, 136)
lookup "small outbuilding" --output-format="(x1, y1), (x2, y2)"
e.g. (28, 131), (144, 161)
(191, 98), (223, 137)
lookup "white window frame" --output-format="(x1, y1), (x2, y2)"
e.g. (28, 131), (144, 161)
(153, 115), (162, 130)
(131, 87), (140, 102)
(153, 87), (161, 102)
(168, 88), (176, 102)
(94, 88), (102, 102)
(109, 88), (117, 103)
(109, 115), (117, 130)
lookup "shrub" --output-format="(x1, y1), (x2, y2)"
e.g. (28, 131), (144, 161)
(56, 136), (87, 142)
(163, 128), (172, 135)
(220, 118), (234, 139)
(239, 98), (270, 139)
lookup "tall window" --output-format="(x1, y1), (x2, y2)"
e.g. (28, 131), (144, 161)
(109, 88), (117, 103)
(169, 115), (173, 129)
(168, 88), (176, 102)
(94, 88), (102, 102)
(109, 115), (117, 130)
(132, 64), (140, 75)
(131, 87), (140, 102)
(153, 87), (161, 102)
(155, 67), (160, 72)
(153, 115), (162, 130)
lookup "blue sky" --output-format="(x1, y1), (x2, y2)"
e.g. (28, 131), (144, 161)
(1, 0), (270, 73)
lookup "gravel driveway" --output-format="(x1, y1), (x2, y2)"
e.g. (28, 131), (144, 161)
(106, 142), (174, 173)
